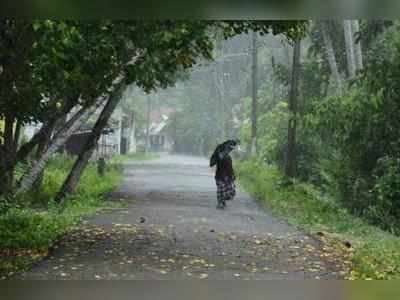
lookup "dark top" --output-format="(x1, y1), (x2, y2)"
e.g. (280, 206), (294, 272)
(215, 155), (235, 181)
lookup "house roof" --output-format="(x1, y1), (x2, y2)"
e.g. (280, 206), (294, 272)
(150, 107), (176, 123)
(148, 107), (175, 135)
(149, 121), (167, 135)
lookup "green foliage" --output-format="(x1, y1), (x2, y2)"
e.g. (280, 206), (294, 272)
(368, 157), (400, 233)
(0, 208), (68, 250)
(252, 22), (400, 235)
(256, 101), (288, 165)
(309, 79), (400, 231)
(237, 159), (400, 280)
(0, 155), (121, 251)
(217, 21), (308, 42)
(110, 153), (159, 164)
(236, 159), (346, 231)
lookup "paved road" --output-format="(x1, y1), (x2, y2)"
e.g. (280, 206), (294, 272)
(17, 155), (344, 279)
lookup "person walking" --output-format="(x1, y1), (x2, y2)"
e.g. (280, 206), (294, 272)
(210, 140), (239, 209)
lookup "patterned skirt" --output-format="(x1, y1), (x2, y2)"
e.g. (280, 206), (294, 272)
(216, 179), (236, 203)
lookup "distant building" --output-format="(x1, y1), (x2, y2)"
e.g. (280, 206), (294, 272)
(21, 106), (138, 159)
(139, 107), (176, 153)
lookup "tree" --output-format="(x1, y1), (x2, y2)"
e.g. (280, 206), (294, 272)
(0, 21), (38, 195)
(351, 20), (363, 71)
(56, 21), (219, 200)
(285, 37), (301, 179)
(1, 20), (126, 196)
(319, 21), (342, 93)
(17, 97), (106, 194)
(343, 20), (356, 78)
(2, 20), (307, 198)
(250, 31), (258, 155)
(55, 82), (126, 202)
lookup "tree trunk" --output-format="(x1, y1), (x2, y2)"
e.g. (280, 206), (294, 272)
(145, 95), (151, 153)
(271, 55), (276, 106)
(0, 115), (17, 196)
(54, 115), (68, 154)
(55, 82), (126, 202)
(31, 119), (57, 190)
(16, 99), (104, 195)
(285, 37), (301, 179)
(351, 20), (363, 71)
(128, 112), (136, 153)
(16, 101), (77, 163)
(13, 120), (22, 151)
(343, 20), (356, 78)
(16, 123), (51, 163)
(319, 21), (343, 94)
(250, 30), (258, 155)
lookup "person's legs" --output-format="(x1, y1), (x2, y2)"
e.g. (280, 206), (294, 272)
(224, 180), (236, 202)
(216, 180), (226, 209)
(216, 180), (222, 208)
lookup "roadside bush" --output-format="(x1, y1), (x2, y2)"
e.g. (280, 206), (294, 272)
(0, 208), (68, 250)
(0, 154), (122, 251)
(367, 156), (400, 234)
(237, 158), (400, 279)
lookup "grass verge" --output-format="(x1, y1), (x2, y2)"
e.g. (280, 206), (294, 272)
(0, 155), (124, 279)
(236, 158), (400, 280)
(110, 152), (159, 164)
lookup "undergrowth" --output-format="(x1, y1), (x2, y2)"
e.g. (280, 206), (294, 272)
(236, 158), (400, 280)
(0, 154), (123, 278)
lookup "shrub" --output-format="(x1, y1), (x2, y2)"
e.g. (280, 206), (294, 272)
(0, 154), (122, 251)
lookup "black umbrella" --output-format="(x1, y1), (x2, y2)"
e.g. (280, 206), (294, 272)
(209, 139), (239, 167)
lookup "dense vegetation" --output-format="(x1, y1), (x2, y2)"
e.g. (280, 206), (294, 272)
(0, 155), (122, 278)
(0, 20), (304, 278)
(238, 21), (400, 233)
(2, 19), (400, 279)
(234, 21), (400, 279)
(153, 20), (400, 279)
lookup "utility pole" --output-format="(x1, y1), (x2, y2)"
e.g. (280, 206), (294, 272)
(285, 37), (301, 179)
(145, 95), (151, 153)
(251, 31), (258, 155)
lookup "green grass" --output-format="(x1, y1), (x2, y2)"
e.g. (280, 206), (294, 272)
(110, 152), (159, 164)
(0, 154), (124, 278)
(236, 158), (400, 280)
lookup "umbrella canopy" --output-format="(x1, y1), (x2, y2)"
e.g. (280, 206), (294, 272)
(209, 139), (239, 167)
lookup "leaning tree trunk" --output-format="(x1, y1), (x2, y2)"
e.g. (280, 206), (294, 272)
(250, 30), (258, 156)
(15, 99), (77, 165)
(343, 20), (356, 78)
(285, 37), (301, 179)
(319, 21), (343, 94)
(351, 20), (363, 71)
(31, 119), (57, 190)
(16, 99), (104, 195)
(55, 81), (126, 202)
